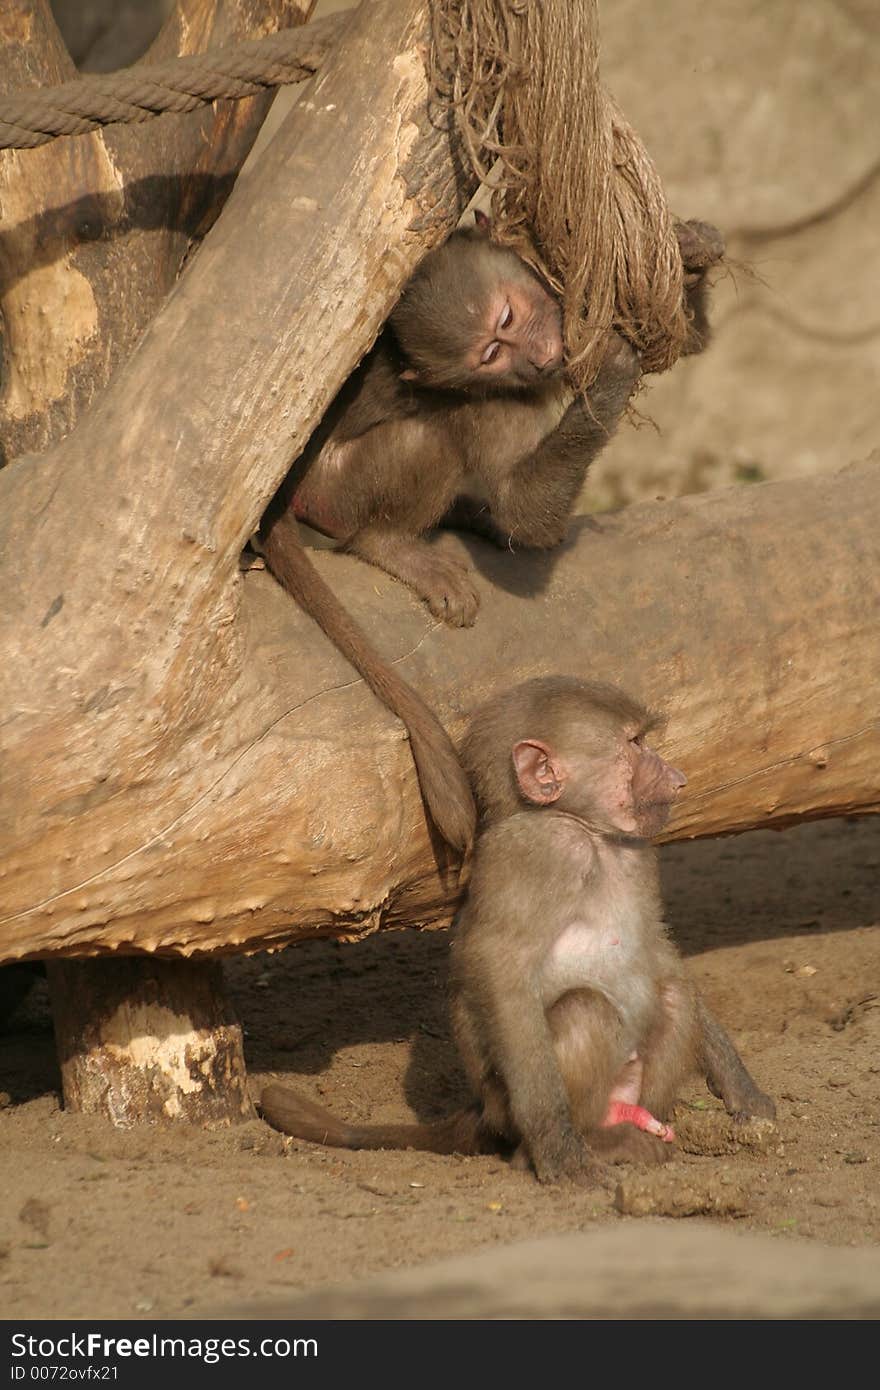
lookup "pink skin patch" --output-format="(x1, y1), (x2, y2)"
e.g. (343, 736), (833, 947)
(601, 1101), (675, 1142)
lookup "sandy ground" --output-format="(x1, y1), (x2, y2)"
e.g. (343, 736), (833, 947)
(1, 814), (877, 1319)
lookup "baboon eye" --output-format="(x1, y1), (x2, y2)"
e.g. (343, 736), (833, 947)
(481, 341), (501, 364)
(497, 303), (513, 331)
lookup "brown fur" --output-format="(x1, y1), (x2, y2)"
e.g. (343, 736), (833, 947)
(261, 677), (773, 1181)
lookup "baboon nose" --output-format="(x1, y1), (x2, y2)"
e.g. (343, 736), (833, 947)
(537, 343), (564, 373)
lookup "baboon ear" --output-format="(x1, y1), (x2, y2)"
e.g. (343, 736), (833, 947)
(473, 208), (492, 233)
(399, 367), (420, 382)
(512, 739), (564, 805)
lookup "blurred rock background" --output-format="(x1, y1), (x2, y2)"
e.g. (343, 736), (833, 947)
(49, 0), (880, 507)
(594, 0), (879, 509)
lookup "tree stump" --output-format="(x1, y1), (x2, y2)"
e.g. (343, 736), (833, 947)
(46, 957), (254, 1125)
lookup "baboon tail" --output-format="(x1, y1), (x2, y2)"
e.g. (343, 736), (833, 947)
(260, 1082), (487, 1155)
(260, 513), (476, 855)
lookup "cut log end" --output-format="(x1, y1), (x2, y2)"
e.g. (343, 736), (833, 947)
(45, 957), (255, 1127)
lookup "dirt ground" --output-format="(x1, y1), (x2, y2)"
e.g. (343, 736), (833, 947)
(1, 814), (877, 1319)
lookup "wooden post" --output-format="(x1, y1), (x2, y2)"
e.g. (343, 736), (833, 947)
(46, 957), (255, 1124)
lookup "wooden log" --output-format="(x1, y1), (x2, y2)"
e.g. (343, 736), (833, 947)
(0, 0), (471, 963)
(2, 461), (878, 965)
(0, 0), (316, 463)
(46, 957), (254, 1123)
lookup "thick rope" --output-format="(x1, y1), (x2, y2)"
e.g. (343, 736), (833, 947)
(0, 14), (343, 152)
(430, 1), (689, 385)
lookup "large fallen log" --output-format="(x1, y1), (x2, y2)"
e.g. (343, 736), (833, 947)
(2, 459), (878, 967)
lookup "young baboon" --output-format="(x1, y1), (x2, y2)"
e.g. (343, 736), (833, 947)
(262, 675), (772, 1182)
